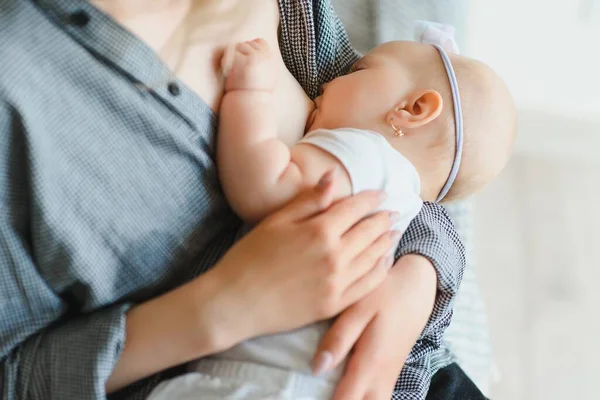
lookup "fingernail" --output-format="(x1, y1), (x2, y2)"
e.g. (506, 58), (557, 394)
(318, 169), (335, 189)
(390, 212), (401, 224)
(386, 254), (395, 269)
(378, 191), (388, 202)
(390, 230), (402, 242)
(313, 351), (333, 375)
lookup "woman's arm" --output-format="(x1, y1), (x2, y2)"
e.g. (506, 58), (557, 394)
(0, 184), (394, 399)
(106, 274), (230, 393)
(1, 278), (228, 398)
(1, 95), (394, 398)
(315, 255), (437, 400)
(395, 203), (465, 359)
(0, 206), (134, 398)
(0, 102), (189, 398)
(314, 204), (465, 400)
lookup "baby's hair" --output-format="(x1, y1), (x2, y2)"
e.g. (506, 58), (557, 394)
(439, 56), (517, 203)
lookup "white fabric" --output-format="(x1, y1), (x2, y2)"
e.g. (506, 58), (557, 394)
(300, 128), (423, 233)
(148, 359), (336, 400)
(147, 128), (424, 400)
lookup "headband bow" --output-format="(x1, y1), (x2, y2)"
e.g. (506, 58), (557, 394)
(414, 20), (460, 55)
(414, 21), (463, 203)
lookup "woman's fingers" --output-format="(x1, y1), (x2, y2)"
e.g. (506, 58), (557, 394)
(340, 254), (389, 309)
(312, 301), (375, 375)
(271, 169), (336, 222)
(340, 230), (399, 290)
(340, 211), (396, 262)
(316, 190), (386, 237)
(332, 316), (381, 400)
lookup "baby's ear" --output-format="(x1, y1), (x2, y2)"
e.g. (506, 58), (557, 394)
(387, 90), (443, 130)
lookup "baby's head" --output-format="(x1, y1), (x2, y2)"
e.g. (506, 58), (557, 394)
(306, 40), (516, 203)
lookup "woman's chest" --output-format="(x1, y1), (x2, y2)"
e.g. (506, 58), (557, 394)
(12, 0), (322, 309)
(10, 60), (240, 308)
(152, 0), (315, 147)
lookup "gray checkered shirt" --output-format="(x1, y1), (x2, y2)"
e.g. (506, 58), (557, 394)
(0, 0), (465, 399)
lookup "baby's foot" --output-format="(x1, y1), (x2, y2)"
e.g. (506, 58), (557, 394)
(223, 38), (277, 92)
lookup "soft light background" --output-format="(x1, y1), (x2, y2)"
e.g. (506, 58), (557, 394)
(334, 0), (600, 398)
(468, 0), (600, 398)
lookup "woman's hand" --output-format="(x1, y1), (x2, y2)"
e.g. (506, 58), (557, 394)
(107, 172), (396, 393)
(202, 171), (400, 349)
(313, 254), (437, 400)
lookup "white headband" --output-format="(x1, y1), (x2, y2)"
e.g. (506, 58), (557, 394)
(414, 21), (464, 203)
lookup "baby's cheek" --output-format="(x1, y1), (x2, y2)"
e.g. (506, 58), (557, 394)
(345, 99), (377, 127)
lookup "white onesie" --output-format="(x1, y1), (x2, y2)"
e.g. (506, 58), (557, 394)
(148, 128), (423, 400)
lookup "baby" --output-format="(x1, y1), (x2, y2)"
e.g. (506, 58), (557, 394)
(149, 23), (516, 400)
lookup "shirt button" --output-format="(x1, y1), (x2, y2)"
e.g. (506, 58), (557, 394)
(168, 82), (181, 96)
(70, 10), (90, 27)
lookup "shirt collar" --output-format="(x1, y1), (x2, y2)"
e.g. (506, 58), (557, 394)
(32, 0), (216, 132)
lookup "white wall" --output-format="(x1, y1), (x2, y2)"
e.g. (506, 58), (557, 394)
(467, 3), (600, 398)
(466, 0), (600, 122)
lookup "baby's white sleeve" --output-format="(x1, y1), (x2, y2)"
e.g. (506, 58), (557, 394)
(299, 128), (423, 232)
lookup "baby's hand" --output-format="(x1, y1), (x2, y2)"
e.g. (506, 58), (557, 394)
(223, 38), (277, 92)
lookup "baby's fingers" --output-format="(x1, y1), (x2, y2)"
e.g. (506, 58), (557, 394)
(220, 42), (236, 80)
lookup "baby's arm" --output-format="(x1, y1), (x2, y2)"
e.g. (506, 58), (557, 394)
(218, 39), (350, 222)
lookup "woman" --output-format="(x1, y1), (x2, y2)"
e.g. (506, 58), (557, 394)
(0, 0), (465, 399)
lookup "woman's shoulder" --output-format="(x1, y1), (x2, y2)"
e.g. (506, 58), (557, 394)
(0, 1), (67, 98)
(0, 1), (45, 56)
(0, 1), (31, 68)
(278, 0), (360, 97)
